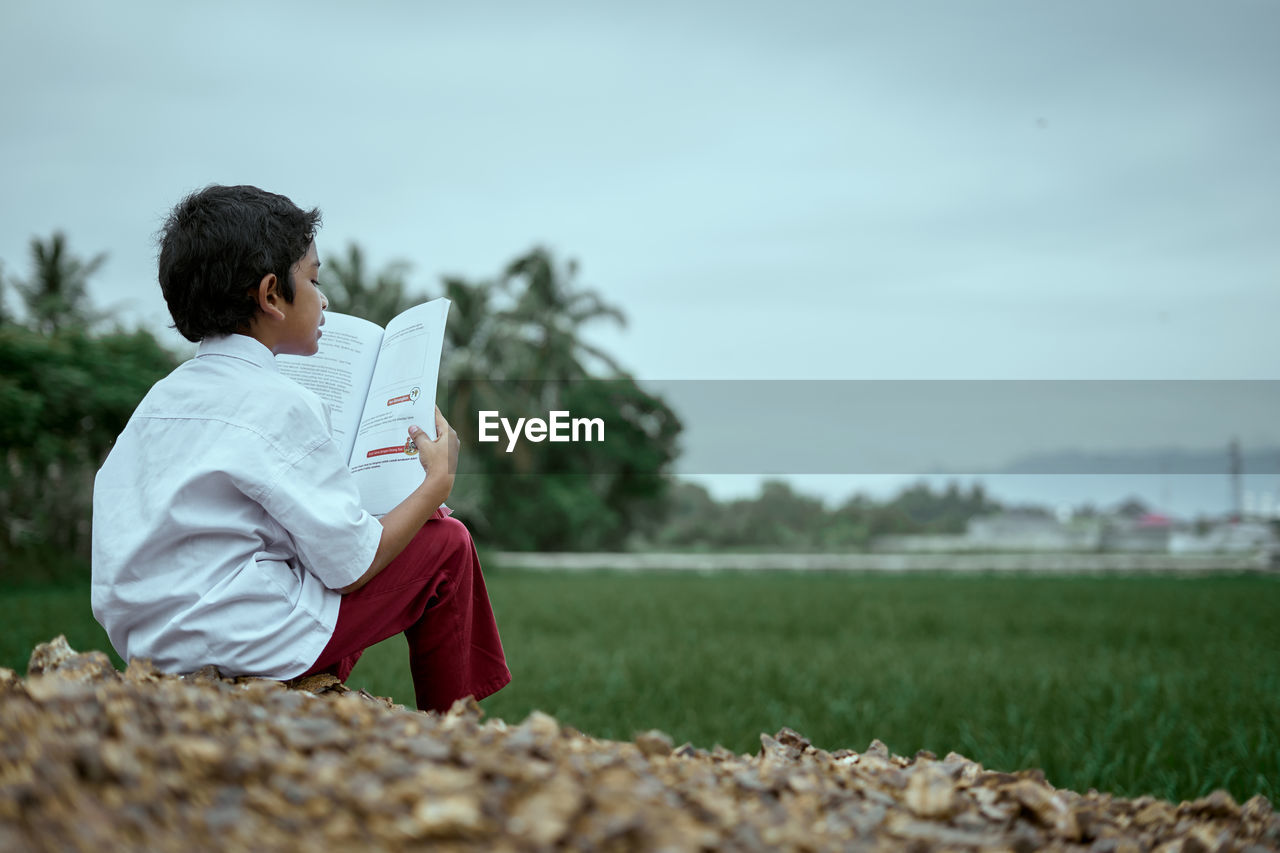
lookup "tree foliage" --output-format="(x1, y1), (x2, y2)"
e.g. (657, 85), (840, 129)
(9, 232), (107, 334)
(455, 376), (682, 550)
(320, 243), (417, 328)
(499, 249), (626, 378)
(2, 236), (179, 582)
(0, 263), (11, 325)
(651, 479), (1003, 551)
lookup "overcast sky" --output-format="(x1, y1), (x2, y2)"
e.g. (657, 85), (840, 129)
(3, 1), (1277, 511)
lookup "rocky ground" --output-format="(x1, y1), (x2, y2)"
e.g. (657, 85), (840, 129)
(1, 637), (1276, 852)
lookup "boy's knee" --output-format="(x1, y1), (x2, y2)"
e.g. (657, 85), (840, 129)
(429, 516), (475, 562)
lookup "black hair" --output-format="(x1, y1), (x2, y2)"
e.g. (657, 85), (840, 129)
(157, 185), (322, 342)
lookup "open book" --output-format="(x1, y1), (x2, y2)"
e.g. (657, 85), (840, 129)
(277, 298), (449, 516)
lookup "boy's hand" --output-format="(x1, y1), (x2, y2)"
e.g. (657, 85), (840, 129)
(355, 411), (460, 590)
(409, 408), (458, 484)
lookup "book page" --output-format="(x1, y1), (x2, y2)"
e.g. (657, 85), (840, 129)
(276, 312), (384, 462)
(347, 298), (451, 515)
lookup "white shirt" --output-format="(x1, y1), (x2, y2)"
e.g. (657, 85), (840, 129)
(91, 334), (383, 679)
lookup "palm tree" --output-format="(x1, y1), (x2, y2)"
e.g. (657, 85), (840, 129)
(436, 273), (535, 469)
(435, 250), (632, 518)
(439, 273), (499, 376)
(499, 247), (626, 381)
(321, 243), (417, 327)
(0, 262), (11, 325)
(10, 232), (106, 334)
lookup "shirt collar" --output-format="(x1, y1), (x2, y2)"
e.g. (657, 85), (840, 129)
(196, 334), (279, 371)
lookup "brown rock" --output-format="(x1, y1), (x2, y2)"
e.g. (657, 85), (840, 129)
(634, 728), (674, 758)
(905, 765), (957, 819)
(1183, 789), (1243, 821)
(285, 673), (344, 695)
(1136, 800), (1178, 828)
(4, 637), (1279, 853)
(1009, 778), (1069, 827)
(506, 772), (584, 844)
(28, 636), (115, 682)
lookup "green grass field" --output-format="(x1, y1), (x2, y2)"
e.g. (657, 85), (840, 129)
(3, 570), (1277, 805)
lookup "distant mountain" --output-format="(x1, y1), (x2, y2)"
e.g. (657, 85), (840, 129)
(998, 446), (1280, 475)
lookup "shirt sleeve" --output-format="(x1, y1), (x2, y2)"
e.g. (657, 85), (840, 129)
(260, 438), (383, 591)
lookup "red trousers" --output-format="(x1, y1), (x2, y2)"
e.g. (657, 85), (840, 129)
(302, 509), (511, 712)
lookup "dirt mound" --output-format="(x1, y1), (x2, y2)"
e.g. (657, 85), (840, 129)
(1, 637), (1276, 852)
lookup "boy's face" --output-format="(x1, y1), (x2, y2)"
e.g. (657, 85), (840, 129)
(276, 242), (327, 356)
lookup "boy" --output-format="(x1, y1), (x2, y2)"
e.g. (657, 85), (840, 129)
(91, 185), (510, 712)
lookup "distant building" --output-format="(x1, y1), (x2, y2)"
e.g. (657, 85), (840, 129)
(966, 513), (1100, 551)
(1098, 514), (1171, 552)
(870, 511), (1278, 557)
(1170, 520), (1278, 554)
